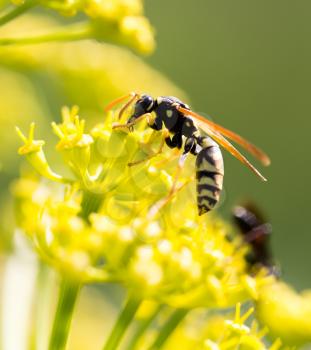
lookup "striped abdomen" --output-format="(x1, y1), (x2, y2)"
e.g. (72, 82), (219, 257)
(196, 138), (224, 215)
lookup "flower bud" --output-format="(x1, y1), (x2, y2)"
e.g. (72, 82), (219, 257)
(16, 123), (63, 182)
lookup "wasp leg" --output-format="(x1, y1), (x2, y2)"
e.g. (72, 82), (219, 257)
(147, 179), (190, 219)
(128, 129), (170, 166)
(149, 137), (200, 216)
(165, 132), (183, 149)
(149, 115), (163, 131)
(184, 136), (199, 155)
(147, 152), (192, 219)
(169, 136), (199, 193)
(147, 136), (203, 218)
(129, 131), (183, 167)
(112, 113), (154, 130)
(169, 151), (190, 195)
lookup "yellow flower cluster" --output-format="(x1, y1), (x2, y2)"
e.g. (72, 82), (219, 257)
(165, 304), (282, 350)
(256, 281), (311, 346)
(11, 0), (142, 17)
(14, 105), (271, 309)
(84, 0), (155, 53)
(9, 0), (155, 53)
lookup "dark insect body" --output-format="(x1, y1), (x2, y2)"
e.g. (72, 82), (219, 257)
(129, 95), (224, 215)
(106, 93), (270, 216)
(233, 203), (279, 276)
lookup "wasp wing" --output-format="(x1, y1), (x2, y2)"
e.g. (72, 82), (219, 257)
(194, 118), (267, 181)
(177, 106), (270, 166)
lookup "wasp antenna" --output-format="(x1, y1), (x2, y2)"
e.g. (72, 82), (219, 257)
(104, 92), (139, 113)
(118, 93), (139, 120)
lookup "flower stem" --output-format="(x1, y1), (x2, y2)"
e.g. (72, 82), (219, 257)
(149, 308), (188, 350)
(127, 304), (164, 350)
(0, 22), (92, 46)
(28, 263), (54, 350)
(80, 190), (103, 222)
(103, 295), (142, 350)
(0, 0), (38, 27)
(48, 278), (81, 350)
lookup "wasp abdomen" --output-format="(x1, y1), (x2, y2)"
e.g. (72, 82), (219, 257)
(196, 143), (224, 215)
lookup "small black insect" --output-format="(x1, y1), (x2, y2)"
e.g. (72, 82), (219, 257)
(106, 92), (270, 215)
(233, 203), (279, 275)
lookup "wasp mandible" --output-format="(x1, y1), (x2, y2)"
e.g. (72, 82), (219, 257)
(106, 92), (270, 215)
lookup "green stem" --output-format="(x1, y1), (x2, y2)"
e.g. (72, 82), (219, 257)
(149, 309), (188, 350)
(48, 278), (81, 350)
(80, 190), (103, 222)
(0, 0), (38, 27)
(103, 295), (142, 350)
(28, 263), (54, 350)
(127, 305), (164, 350)
(0, 22), (92, 46)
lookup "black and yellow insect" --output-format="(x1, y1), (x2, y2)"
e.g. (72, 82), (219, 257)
(106, 92), (270, 215)
(232, 203), (279, 276)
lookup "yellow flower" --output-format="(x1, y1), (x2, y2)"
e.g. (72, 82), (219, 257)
(165, 304), (282, 350)
(84, 0), (143, 20)
(15, 123), (63, 182)
(256, 281), (311, 346)
(118, 15), (155, 54)
(39, 0), (83, 16)
(52, 106), (94, 182)
(14, 106), (178, 281)
(15, 106), (271, 307)
(8, 0), (155, 53)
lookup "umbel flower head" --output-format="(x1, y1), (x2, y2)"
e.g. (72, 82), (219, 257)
(164, 303), (283, 350)
(256, 281), (311, 346)
(14, 106), (272, 308)
(11, 0), (143, 17)
(9, 0), (155, 54)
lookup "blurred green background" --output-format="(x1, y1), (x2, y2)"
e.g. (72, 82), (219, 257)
(146, 0), (311, 289)
(0, 0), (310, 290)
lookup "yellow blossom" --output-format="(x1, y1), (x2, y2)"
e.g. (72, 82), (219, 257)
(164, 304), (283, 350)
(256, 281), (311, 346)
(15, 123), (63, 182)
(7, 0), (155, 53)
(15, 106), (271, 308)
(84, 0), (143, 20)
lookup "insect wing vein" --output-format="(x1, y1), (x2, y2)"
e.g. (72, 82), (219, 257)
(195, 119), (267, 182)
(177, 106), (270, 166)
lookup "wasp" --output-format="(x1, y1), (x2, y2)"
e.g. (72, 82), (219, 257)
(106, 92), (270, 215)
(232, 203), (279, 276)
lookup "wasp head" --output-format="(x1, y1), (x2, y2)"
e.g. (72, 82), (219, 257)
(127, 94), (155, 125)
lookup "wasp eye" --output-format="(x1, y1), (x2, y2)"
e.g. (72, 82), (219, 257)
(128, 95), (154, 122)
(139, 95), (154, 112)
